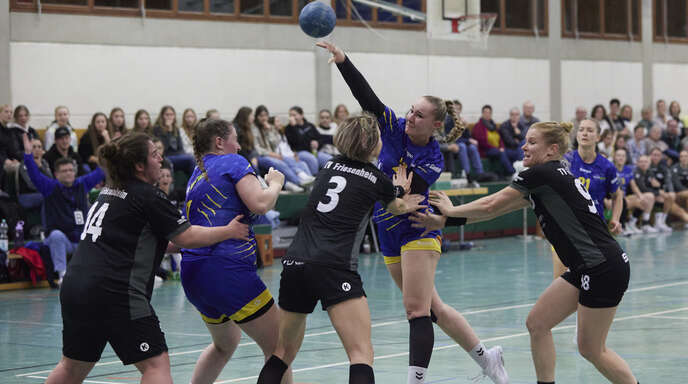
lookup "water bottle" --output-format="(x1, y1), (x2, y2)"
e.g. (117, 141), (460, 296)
(0, 219), (8, 252)
(14, 221), (24, 248)
(362, 235), (371, 254)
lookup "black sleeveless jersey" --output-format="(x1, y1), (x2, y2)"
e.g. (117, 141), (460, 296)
(286, 156), (395, 271)
(511, 160), (625, 272)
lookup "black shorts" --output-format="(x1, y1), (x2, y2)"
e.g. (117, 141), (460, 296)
(278, 259), (366, 313)
(562, 253), (630, 308)
(62, 313), (168, 365)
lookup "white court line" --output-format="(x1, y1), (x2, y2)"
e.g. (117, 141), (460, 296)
(213, 306), (688, 383)
(27, 376), (118, 384)
(0, 319), (62, 327)
(648, 315), (688, 320)
(15, 279), (688, 379)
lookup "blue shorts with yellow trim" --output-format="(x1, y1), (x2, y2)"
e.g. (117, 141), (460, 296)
(373, 203), (441, 264)
(180, 255), (273, 324)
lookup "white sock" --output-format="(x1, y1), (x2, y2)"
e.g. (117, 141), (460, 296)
(468, 342), (489, 369)
(58, 270), (66, 278)
(654, 212), (663, 225)
(407, 366), (427, 384)
(642, 212), (650, 221)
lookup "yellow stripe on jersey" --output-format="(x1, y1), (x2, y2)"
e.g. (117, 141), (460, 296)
(238, 241), (255, 252)
(186, 200), (192, 221)
(401, 237), (442, 254)
(197, 208), (212, 225)
(384, 255), (401, 265)
(378, 214), (397, 223)
(386, 220), (403, 231)
(201, 202), (216, 215)
(188, 173), (205, 193)
(206, 194), (222, 208)
(198, 289), (273, 324)
(211, 184), (227, 199)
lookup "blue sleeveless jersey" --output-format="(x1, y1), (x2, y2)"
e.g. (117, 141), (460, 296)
(616, 165), (634, 194)
(564, 151), (619, 221)
(182, 153), (258, 263)
(373, 107), (443, 252)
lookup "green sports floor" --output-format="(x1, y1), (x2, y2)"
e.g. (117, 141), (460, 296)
(2, 232), (687, 383)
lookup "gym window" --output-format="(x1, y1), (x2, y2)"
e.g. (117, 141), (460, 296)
(562, 0), (641, 41)
(10, 0), (425, 31)
(654, 0), (688, 42)
(480, 0), (548, 36)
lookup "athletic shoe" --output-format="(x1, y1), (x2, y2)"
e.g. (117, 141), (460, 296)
(298, 172), (316, 186)
(627, 220), (642, 234)
(622, 227), (634, 237)
(657, 220), (673, 232)
(642, 224), (659, 234)
(284, 181), (304, 193)
(471, 346), (509, 384)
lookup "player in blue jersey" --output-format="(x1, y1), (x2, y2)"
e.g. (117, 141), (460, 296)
(612, 147), (656, 235)
(180, 119), (293, 384)
(318, 41), (508, 384)
(552, 119), (623, 278)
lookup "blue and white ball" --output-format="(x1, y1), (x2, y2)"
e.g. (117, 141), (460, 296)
(299, 1), (336, 38)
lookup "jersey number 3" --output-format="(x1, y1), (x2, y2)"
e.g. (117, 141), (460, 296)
(316, 176), (347, 213)
(80, 202), (110, 242)
(574, 178), (598, 214)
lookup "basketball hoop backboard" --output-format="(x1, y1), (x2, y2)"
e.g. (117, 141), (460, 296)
(427, 0), (496, 49)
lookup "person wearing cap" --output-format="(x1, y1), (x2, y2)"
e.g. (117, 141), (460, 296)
(21, 133), (105, 285)
(45, 126), (87, 176)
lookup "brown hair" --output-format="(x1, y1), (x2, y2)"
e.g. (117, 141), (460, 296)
(87, 112), (110, 157)
(182, 108), (197, 139)
(530, 121), (574, 157)
(133, 109), (152, 134)
(193, 119), (233, 179)
(333, 113), (380, 163)
(233, 106), (254, 150)
(154, 105), (179, 135)
(423, 96), (465, 143)
(98, 132), (152, 189)
(109, 107), (127, 137)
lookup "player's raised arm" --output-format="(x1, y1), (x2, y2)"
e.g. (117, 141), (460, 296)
(317, 42), (385, 118)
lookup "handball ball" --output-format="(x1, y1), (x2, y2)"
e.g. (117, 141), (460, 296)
(299, 1), (336, 38)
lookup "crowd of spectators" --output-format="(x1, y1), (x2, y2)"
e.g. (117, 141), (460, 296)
(2, 97), (688, 283)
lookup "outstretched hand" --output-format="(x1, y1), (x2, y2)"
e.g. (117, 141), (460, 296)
(393, 164), (413, 194)
(316, 41), (346, 64)
(428, 191), (453, 215)
(227, 214), (250, 241)
(408, 210), (447, 237)
(401, 193), (426, 213)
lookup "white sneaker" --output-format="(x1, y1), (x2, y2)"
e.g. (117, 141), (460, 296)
(297, 172), (316, 186)
(472, 346), (509, 384)
(622, 227), (634, 237)
(284, 181), (304, 193)
(658, 222), (673, 232)
(627, 220), (642, 234)
(642, 224), (659, 233)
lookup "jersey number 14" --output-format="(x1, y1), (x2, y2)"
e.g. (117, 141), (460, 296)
(80, 202), (110, 242)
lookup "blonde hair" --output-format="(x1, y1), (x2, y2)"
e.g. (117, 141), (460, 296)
(423, 96), (465, 143)
(530, 121), (573, 157)
(334, 113), (380, 163)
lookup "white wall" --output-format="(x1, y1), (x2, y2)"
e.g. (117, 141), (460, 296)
(331, 53), (550, 123)
(561, 60), (643, 121)
(10, 42), (316, 128)
(653, 63), (688, 109)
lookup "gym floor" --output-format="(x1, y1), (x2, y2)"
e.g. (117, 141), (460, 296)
(2, 232), (687, 383)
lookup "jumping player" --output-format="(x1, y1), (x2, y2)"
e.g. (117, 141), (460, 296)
(430, 121), (638, 384)
(257, 114), (425, 384)
(180, 119), (293, 384)
(318, 41), (508, 384)
(45, 132), (250, 384)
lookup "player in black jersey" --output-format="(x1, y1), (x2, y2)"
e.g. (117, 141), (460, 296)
(649, 147), (688, 226)
(45, 132), (250, 384)
(257, 114), (425, 384)
(672, 150), (688, 222)
(427, 122), (638, 384)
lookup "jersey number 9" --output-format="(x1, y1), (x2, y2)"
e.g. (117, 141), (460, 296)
(574, 178), (597, 215)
